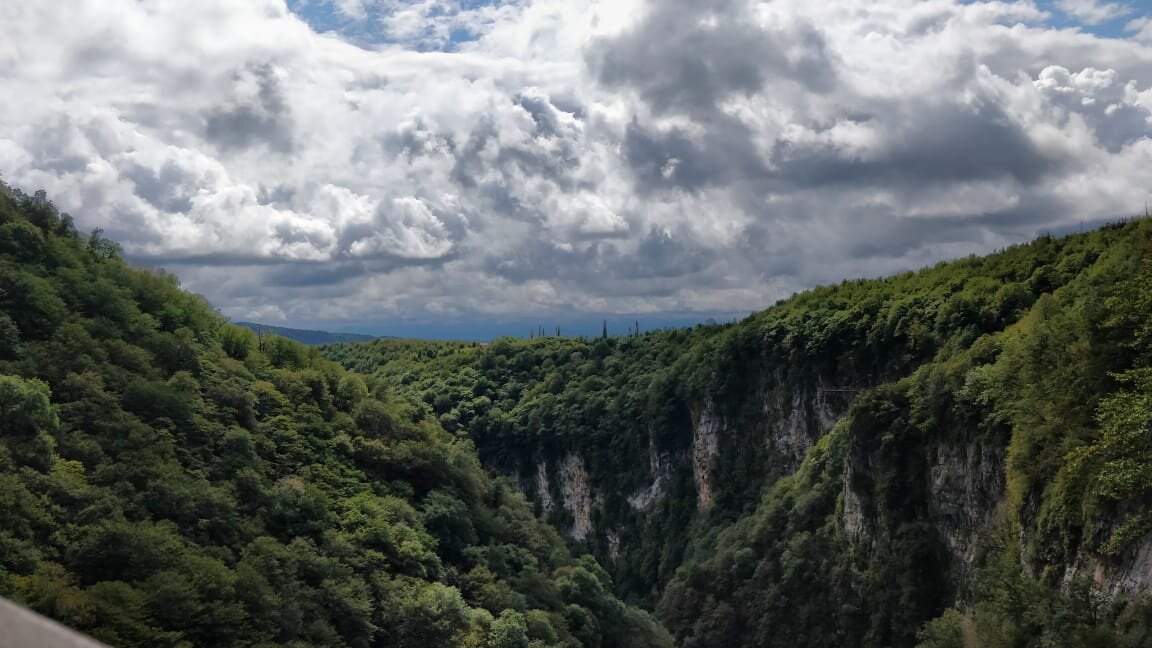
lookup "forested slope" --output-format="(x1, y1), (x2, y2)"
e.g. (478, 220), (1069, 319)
(0, 182), (671, 648)
(327, 218), (1152, 647)
(7, 176), (1152, 648)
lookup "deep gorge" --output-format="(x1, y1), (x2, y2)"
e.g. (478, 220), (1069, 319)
(3, 181), (1152, 647)
(327, 217), (1152, 646)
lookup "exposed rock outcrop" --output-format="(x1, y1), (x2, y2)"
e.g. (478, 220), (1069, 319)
(842, 425), (874, 544)
(559, 453), (593, 540)
(535, 459), (554, 514)
(692, 403), (722, 509)
(607, 529), (621, 562)
(628, 433), (672, 511)
(766, 381), (847, 476)
(1064, 534), (1152, 597)
(1095, 537), (1152, 596)
(927, 443), (1006, 571)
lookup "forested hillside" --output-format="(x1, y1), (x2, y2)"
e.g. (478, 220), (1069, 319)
(6, 177), (1152, 648)
(0, 182), (672, 647)
(327, 218), (1152, 646)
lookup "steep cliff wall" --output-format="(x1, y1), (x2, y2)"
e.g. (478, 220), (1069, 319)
(329, 218), (1152, 645)
(1069, 537), (1152, 597)
(627, 432), (672, 511)
(690, 402), (721, 510)
(559, 453), (594, 541)
(518, 373), (857, 603)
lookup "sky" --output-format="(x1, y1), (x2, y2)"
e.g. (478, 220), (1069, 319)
(1, 0), (1151, 338)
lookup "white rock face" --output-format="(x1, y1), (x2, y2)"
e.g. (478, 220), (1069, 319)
(926, 441), (1152, 599)
(767, 382), (845, 474)
(559, 453), (593, 540)
(627, 433), (671, 511)
(1064, 533), (1152, 597)
(842, 479), (868, 541)
(813, 382), (841, 430)
(767, 390), (813, 472)
(535, 459), (554, 514)
(842, 437), (1006, 568)
(841, 427), (872, 544)
(1097, 537), (1152, 596)
(607, 529), (621, 561)
(693, 402), (722, 509)
(927, 443), (1005, 571)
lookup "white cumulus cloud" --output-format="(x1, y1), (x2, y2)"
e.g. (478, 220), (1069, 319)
(0, 0), (1150, 329)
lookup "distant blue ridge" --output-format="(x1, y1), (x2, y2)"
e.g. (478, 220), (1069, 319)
(234, 321), (382, 345)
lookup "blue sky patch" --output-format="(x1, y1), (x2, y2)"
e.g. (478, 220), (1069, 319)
(1035, 0), (1147, 39)
(287, 0), (506, 50)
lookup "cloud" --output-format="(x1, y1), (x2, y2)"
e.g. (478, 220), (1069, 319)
(1034, 65), (1152, 152)
(1130, 17), (1152, 43)
(590, 0), (838, 111)
(1055, 0), (1132, 26)
(0, 0), (1151, 330)
(204, 64), (295, 153)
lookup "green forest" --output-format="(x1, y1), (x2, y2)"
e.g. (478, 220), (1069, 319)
(326, 217), (1152, 646)
(0, 183), (671, 647)
(4, 179), (1152, 647)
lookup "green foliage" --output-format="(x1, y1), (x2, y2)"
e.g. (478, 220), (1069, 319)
(0, 374), (58, 434)
(488, 609), (530, 648)
(917, 518), (1152, 648)
(915, 609), (966, 648)
(323, 333), (719, 601)
(8, 178), (1152, 648)
(0, 181), (668, 648)
(653, 222), (1152, 647)
(326, 218), (1152, 647)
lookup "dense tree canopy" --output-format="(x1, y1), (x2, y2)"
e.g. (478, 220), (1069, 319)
(327, 218), (1152, 647)
(0, 182), (671, 648)
(6, 177), (1152, 648)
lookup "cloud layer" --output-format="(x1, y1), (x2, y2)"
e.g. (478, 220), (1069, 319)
(2, 0), (1151, 328)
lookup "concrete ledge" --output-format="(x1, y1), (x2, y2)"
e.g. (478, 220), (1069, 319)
(0, 597), (109, 648)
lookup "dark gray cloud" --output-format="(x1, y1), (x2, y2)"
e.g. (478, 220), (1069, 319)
(26, 116), (91, 174)
(204, 64), (294, 153)
(623, 117), (768, 193)
(122, 161), (196, 213)
(515, 93), (565, 137)
(584, 0), (1073, 255)
(266, 262), (367, 288)
(1090, 104), (1152, 153)
(450, 114), (583, 193)
(874, 104), (1056, 184)
(263, 255), (458, 289)
(257, 183), (297, 207)
(772, 103), (1058, 188)
(484, 238), (602, 282)
(482, 226), (718, 298)
(837, 207), (1047, 262)
(591, 0), (836, 116)
(611, 227), (716, 279)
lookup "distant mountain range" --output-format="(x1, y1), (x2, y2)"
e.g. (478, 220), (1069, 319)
(234, 321), (380, 345)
